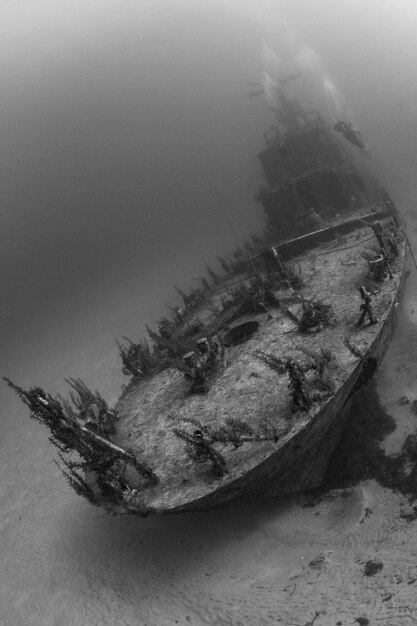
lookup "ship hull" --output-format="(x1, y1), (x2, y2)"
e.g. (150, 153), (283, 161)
(167, 247), (407, 514)
(8, 82), (410, 520)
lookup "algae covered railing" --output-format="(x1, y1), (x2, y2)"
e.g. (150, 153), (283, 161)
(4, 377), (158, 515)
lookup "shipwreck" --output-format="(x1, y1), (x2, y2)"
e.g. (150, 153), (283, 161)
(6, 82), (407, 516)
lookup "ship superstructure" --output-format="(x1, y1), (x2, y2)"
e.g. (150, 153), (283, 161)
(257, 88), (370, 239)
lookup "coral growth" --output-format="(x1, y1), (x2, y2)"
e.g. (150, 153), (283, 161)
(4, 377), (157, 515)
(117, 338), (155, 380)
(173, 427), (227, 477)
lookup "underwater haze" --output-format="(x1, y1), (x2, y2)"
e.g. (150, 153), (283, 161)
(0, 0), (266, 383)
(2, 1), (417, 624)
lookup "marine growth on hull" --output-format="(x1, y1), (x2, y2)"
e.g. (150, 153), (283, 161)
(5, 216), (405, 516)
(6, 72), (408, 515)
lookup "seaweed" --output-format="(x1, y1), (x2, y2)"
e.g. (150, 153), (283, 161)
(4, 377), (158, 513)
(298, 298), (334, 333)
(204, 263), (220, 285)
(296, 345), (335, 376)
(286, 261), (304, 289)
(255, 351), (312, 411)
(254, 351), (286, 375)
(210, 417), (255, 449)
(175, 415), (281, 452)
(55, 455), (101, 507)
(297, 346), (336, 396)
(173, 427), (227, 477)
(196, 276), (211, 292)
(117, 337), (155, 379)
(215, 255), (231, 274)
(220, 275), (278, 321)
(174, 284), (206, 312)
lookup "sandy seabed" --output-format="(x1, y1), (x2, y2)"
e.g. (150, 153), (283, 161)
(2, 249), (417, 626)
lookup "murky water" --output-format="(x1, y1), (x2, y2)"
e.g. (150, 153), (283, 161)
(2, 2), (417, 622)
(2, 215), (417, 625)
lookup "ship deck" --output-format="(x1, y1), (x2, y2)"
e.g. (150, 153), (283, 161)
(114, 223), (405, 513)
